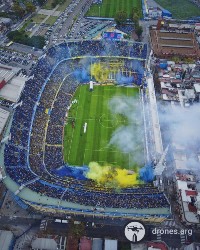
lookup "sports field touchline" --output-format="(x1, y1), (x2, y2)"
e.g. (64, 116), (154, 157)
(66, 90), (81, 161)
(84, 149), (119, 153)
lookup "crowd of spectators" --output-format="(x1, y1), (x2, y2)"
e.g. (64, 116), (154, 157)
(3, 40), (169, 210)
(64, 40), (147, 59)
(116, 25), (135, 35)
(26, 179), (169, 209)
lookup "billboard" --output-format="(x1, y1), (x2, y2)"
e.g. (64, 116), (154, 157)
(102, 32), (123, 40)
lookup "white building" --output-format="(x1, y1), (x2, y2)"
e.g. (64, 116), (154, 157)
(175, 173), (200, 225)
(0, 230), (14, 250)
(104, 239), (118, 250)
(148, 7), (162, 19)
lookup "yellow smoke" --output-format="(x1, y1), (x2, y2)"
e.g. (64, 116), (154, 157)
(86, 162), (140, 188)
(90, 63), (110, 82)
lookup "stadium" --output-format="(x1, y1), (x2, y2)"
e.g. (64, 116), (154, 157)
(1, 40), (170, 222)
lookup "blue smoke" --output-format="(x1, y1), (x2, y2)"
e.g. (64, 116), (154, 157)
(136, 75), (143, 85)
(132, 60), (144, 76)
(139, 163), (155, 183)
(73, 68), (90, 83)
(116, 72), (134, 85)
(53, 165), (88, 180)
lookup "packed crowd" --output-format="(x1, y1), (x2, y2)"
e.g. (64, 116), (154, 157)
(3, 41), (169, 210)
(116, 25), (135, 35)
(65, 40), (147, 59)
(26, 179), (169, 209)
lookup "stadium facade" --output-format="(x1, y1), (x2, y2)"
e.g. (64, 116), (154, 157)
(1, 40), (171, 222)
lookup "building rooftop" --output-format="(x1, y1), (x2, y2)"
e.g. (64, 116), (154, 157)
(0, 107), (10, 136)
(150, 30), (199, 58)
(0, 63), (20, 83)
(0, 230), (13, 250)
(31, 238), (57, 250)
(104, 239), (118, 250)
(176, 174), (200, 224)
(0, 75), (26, 102)
(147, 241), (168, 250)
(194, 83), (200, 93)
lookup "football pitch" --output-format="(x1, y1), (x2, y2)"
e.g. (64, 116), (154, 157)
(63, 85), (143, 170)
(86, 0), (142, 18)
(155, 0), (200, 19)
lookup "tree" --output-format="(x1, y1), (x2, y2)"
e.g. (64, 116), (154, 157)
(133, 12), (139, 26)
(135, 25), (143, 40)
(7, 30), (45, 49)
(12, 3), (25, 18)
(114, 11), (127, 25)
(30, 35), (45, 48)
(153, 72), (161, 93)
(171, 56), (180, 64)
(132, 7), (139, 15)
(37, 0), (46, 6)
(25, 2), (36, 13)
(132, 7), (140, 23)
(124, 34), (131, 40)
(7, 30), (21, 40)
(69, 221), (85, 239)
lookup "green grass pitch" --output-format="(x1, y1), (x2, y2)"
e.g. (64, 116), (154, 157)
(63, 85), (143, 170)
(155, 0), (200, 19)
(86, 0), (142, 18)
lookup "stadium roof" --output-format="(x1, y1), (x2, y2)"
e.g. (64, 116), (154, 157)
(0, 230), (13, 250)
(194, 83), (200, 93)
(0, 75), (26, 102)
(0, 107), (10, 136)
(162, 9), (172, 16)
(31, 238), (57, 250)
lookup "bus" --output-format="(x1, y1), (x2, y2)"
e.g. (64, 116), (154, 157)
(6, 41), (13, 47)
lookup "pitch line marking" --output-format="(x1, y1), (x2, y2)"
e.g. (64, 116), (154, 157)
(67, 89), (81, 162)
(67, 116), (128, 123)
(84, 148), (119, 153)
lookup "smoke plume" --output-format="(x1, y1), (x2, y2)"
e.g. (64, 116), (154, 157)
(159, 102), (200, 171)
(86, 162), (140, 188)
(108, 95), (144, 166)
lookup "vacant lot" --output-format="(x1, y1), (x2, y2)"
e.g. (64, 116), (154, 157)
(31, 14), (47, 23)
(45, 16), (58, 25)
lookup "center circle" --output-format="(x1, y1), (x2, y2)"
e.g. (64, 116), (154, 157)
(99, 114), (119, 128)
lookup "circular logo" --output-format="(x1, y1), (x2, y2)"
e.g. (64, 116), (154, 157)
(124, 221), (146, 243)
